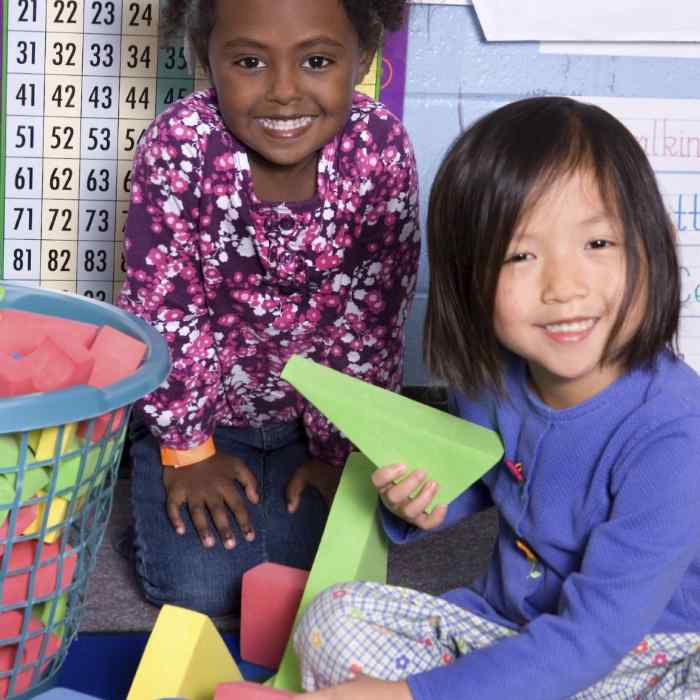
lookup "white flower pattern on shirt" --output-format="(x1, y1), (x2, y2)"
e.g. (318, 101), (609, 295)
(118, 89), (421, 465)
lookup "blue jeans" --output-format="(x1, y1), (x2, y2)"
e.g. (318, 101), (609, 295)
(130, 422), (328, 616)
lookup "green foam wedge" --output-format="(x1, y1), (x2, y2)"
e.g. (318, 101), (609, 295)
(281, 355), (504, 512)
(273, 452), (388, 692)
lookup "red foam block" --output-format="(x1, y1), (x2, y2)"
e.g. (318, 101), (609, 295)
(0, 355), (35, 398)
(27, 338), (94, 394)
(87, 325), (147, 388)
(0, 506), (39, 556)
(215, 682), (293, 699)
(0, 617), (60, 697)
(240, 562), (309, 669)
(0, 310), (97, 356)
(79, 325), (148, 442)
(0, 540), (76, 606)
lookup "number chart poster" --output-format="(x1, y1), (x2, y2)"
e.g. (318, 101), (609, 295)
(0, 0), (409, 304)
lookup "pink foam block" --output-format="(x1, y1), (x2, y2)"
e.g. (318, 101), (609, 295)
(0, 310), (97, 356)
(27, 337), (94, 394)
(240, 563), (309, 669)
(0, 540), (76, 606)
(87, 325), (147, 388)
(78, 325), (148, 442)
(215, 682), (293, 699)
(0, 616), (60, 697)
(0, 355), (35, 398)
(79, 410), (122, 443)
(0, 505), (39, 556)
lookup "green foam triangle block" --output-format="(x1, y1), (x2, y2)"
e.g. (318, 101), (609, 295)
(273, 452), (387, 692)
(281, 355), (504, 511)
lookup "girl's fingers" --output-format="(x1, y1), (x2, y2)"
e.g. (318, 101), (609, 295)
(189, 503), (215, 548)
(234, 464), (260, 505)
(402, 480), (438, 520)
(382, 469), (427, 507)
(372, 464), (406, 489)
(166, 495), (186, 535)
(413, 502), (448, 531)
(209, 503), (236, 550)
(225, 492), (255, 543)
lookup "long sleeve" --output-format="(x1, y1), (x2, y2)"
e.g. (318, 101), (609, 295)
(407, 418), (700, 700)
(118, 111), (221, 450)
(302, 117), (422, 466)
(381, 389), (496, 544)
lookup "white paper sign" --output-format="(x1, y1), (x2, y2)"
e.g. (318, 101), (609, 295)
(540, 42), (700, 59)
(472, 0), (700, 42)
(577, 97), (700, 371)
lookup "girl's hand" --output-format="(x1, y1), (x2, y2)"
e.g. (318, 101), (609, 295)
(292, 678), (413, 699)
(286, 458), (343, 513)
(372, 464), (447, 530)
(162, 453), (259, 549)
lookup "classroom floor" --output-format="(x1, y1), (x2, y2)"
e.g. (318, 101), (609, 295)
(80, 476), (499, 633)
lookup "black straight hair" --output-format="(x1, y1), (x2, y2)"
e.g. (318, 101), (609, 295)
(424, 96), (680, 396)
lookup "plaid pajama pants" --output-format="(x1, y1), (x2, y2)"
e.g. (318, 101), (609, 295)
(294, 581), (700, 699)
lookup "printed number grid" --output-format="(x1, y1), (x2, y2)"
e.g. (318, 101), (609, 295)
(2, 0), (209, 302)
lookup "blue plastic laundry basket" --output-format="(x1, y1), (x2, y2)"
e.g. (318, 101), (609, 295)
(0, 283), (171, 699)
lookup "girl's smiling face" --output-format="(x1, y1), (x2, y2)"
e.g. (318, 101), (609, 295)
(493, 170), (645, 409)
(207, 0), (372, 200)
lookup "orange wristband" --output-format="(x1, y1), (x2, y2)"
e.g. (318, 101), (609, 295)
(160, 437), (216, 468)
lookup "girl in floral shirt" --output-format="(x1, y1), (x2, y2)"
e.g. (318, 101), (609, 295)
(118, 0), (419, 616)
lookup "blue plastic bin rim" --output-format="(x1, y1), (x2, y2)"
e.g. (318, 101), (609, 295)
(0, 283), (171, 433)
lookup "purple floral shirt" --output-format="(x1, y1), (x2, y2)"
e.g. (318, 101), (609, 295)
(118, 89), (420, 466)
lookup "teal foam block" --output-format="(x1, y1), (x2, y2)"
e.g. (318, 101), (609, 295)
(281, 355), (504, 511)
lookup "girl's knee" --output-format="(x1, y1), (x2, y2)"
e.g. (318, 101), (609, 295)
(294, 583), (360, 648)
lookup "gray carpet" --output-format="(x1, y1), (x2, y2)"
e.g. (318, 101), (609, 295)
(79, 478), (498, 633)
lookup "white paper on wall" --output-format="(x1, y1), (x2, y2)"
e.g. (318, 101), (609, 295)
(472, 0), (700, 42)
(575, 96), (700, 372)
(540, 42), (700, 59)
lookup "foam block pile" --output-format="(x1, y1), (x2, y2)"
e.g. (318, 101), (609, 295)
(0, 308), (147, 697)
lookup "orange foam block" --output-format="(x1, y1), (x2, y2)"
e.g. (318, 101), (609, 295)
(0, 309), (97, 356)
(215, 682), (292, 699)
(0, 539), (76, 606)
(80, 326), (148, 442)
(0, 616), (60, 697)
(241, 563), (309, 669)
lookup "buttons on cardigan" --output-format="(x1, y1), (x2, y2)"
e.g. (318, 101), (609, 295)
(505, 459), (524, 483)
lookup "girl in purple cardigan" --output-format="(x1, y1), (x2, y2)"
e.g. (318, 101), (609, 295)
(294, 97), (700, 699)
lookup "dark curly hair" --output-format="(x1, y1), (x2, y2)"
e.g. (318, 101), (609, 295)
(162, 0), (407, 71)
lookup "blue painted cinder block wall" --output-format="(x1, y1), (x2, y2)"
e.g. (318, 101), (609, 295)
(402, 4), (700, 385)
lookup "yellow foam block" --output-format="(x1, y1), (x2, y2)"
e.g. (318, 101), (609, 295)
(23, 491), (69, 543)
(127, 604), (242, 700)
(29, 423), (79, 461)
